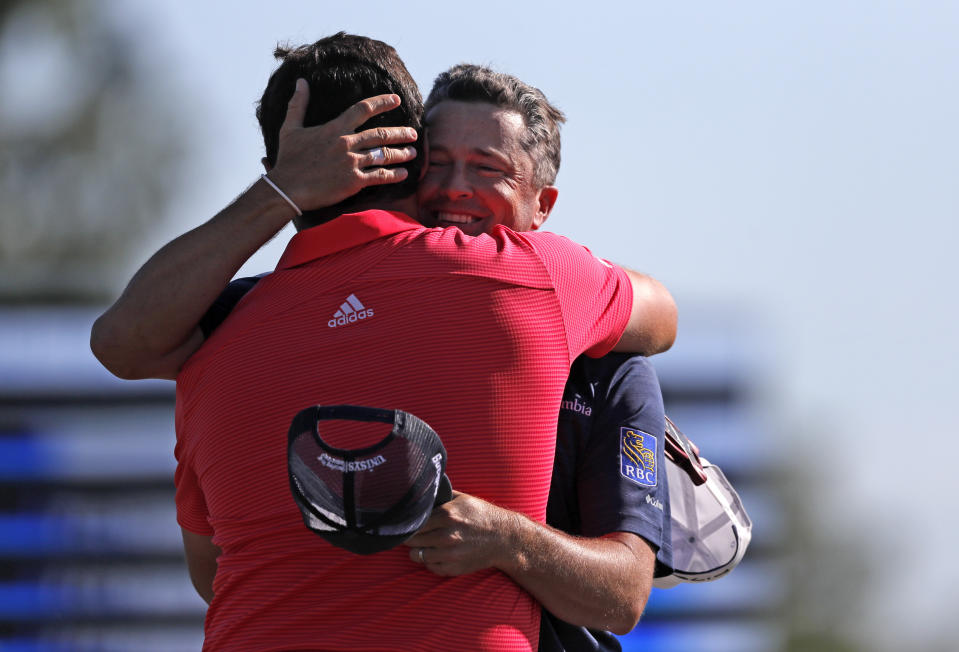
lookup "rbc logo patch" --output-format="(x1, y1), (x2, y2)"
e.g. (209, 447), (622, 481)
(620, 428), (657, 487)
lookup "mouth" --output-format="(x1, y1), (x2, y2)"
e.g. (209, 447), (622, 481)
(434, 211), (484, 228)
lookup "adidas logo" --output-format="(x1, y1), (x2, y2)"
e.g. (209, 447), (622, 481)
(327, 293), (374, 328)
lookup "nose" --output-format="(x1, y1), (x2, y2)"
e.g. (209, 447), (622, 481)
(441, 163), (472, 201)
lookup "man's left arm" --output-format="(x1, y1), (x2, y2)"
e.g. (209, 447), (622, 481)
(612, 268), (677, 355)
(406, 354), (666, 634)
(523, 232), (676, 360)
(405, 496), (653, 634)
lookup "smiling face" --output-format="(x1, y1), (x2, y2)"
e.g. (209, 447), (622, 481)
(417, 100), (557, 236)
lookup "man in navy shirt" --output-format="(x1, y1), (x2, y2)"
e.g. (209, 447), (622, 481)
(547, 354), (671, 650)
(92, 53), (675, 650)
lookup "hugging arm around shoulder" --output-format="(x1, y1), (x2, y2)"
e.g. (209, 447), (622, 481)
(612, 268), (677, 355)
(522, 230), (676, 358)
(90, 180), (296, 380)
(90, 84), (419, 381)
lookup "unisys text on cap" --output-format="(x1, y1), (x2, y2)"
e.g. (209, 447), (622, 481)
(287, 404), (453, 555)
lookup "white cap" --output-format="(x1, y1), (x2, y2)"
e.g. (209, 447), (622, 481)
(653, 417), (753, 589)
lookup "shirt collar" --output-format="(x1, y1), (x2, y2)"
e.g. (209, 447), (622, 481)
(276, 210), (423, 271)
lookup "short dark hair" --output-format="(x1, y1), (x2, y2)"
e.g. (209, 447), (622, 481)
(257, 33), (424, 226)
(424, 64), (565, 187)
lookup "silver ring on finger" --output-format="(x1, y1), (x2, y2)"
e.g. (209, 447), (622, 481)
(368, 147), (386, 165)
(417, 548), (425, 563)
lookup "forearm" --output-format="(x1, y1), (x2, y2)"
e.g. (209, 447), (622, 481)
(496, 514), (653, 634)
(91, 178), (294, 379)
(407, 493), (654, 635)
(92, 84), (417, 380)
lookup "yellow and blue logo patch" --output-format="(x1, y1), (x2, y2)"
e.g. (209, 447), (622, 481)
(620, 428), (657, 487)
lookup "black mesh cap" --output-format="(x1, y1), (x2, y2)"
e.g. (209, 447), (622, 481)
(287, 404), (453, 555)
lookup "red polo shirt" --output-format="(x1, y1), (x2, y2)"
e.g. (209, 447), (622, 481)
(175, 210), (632, 651)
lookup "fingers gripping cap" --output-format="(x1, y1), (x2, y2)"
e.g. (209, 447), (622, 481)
(287, 405), (452, 555)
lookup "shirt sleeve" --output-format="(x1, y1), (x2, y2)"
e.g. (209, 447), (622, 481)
(524, 231), (633, 361)
(174, 459), (213, 535)
(173, 388), (214, 536)
(576, 355), (671, 565)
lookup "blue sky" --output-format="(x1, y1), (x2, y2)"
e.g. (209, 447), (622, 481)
(107, 2), (958, 648)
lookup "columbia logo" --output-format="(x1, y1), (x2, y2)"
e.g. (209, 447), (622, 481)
(560, 396), (592, 416)
(327, 294), (375, 328)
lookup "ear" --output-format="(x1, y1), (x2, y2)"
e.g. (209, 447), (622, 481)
(529, 186), (559, 230)
(261, 157), (272, 173)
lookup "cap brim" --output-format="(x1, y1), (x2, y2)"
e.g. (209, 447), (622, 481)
(434, 473), (452, 506)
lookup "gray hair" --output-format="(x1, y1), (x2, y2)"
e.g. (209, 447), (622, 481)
(425, 64), (565, 187)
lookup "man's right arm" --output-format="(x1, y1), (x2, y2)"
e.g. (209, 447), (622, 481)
(91, 181), (297, 379)
(182, 528), (220, 605)
(90, 80), (417, 380)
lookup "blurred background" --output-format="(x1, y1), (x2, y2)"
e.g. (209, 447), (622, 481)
(1, 1), (956, 650)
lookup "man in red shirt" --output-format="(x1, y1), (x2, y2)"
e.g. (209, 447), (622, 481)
(93, 34), (676, 651)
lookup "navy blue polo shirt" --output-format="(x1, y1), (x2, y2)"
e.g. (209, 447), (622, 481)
(199, 277), (671, 652)
(541, 353), (672, 652)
